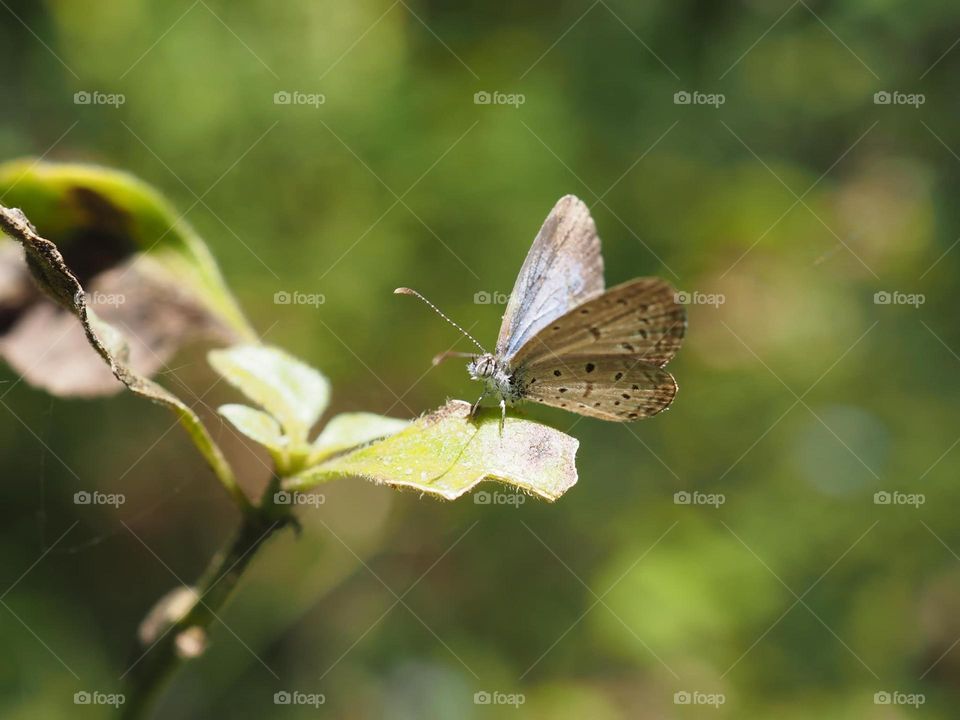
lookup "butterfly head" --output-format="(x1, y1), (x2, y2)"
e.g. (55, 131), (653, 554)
(467, 353), (497, 379)
(467, 353), (514, 399)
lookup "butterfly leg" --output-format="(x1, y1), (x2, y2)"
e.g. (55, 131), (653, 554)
(470, 391), (487, 418)
(498, 398), (506, 435)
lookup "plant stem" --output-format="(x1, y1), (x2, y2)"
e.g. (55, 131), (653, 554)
(121, 480), (292, 719)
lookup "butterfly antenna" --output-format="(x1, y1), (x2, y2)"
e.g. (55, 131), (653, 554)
(394, 288), (487, 354)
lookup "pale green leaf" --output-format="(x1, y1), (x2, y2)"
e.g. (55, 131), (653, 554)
(287, 400), (579, 501)
(218, 404), (288, 454)
(310, 412), (410, 461)
(208, 345), (330, 441)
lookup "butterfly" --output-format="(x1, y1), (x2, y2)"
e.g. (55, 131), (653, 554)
(396, 194), (686, 427)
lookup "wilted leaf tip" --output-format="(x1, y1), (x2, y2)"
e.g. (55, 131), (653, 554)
(0, 202), (248, 509)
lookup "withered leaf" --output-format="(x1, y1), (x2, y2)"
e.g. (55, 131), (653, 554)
(0, 204), (243, 503)
(0, 159), (255, 396)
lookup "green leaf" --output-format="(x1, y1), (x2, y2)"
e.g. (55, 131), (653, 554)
(208, 345), (330, 442)
(309, 412), (410, 462)
(0, 205), (249, 510)
(286, 400), (579, 501)
(218, 404), (288, 455)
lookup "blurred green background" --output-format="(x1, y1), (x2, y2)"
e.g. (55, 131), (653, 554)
(2, 0), (960, 717)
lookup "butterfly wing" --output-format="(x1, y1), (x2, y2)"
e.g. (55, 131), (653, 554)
(520, 355), (677, 421)
(496, 195), (605, 363)
(509, 278), (686, 369)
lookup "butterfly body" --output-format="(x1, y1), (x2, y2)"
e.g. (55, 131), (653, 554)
(398, 194), (685, 427)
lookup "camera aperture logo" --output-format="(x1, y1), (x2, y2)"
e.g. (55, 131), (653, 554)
(674, 90), (725, 108)
(874, 690), (924, 707)
(474, 490), (526, 508)
(273, 490), (325, 508)
(74, 691), (125, 707)
(873, 490), (924, 508)
(474, 290), (510, 305)
(274, 290), (325, 308)
(674, 690), (725, 707)
(873, 290), (924, 308)
(273, 90), (326, 108)
(873, 91), (924, 108)
(675, 290), (725, 308)
(273, 690), (325, 707)
(674, 490), (725, 508)
(474, 690), (525, 708)
(74, 90), (125, 108)
(74, 490), (125, 508)
(474, 91), (525, 108)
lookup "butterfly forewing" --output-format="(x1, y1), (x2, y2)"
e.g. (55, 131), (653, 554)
(496, 195), (605, 362)
(510, 278), (686, 369)
(521, 356), (677, 421)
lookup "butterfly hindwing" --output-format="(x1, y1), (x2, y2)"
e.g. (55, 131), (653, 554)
(520, 355), (677, 421)
(510, 278), (686, 369)
(496, 195), (605, 363)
